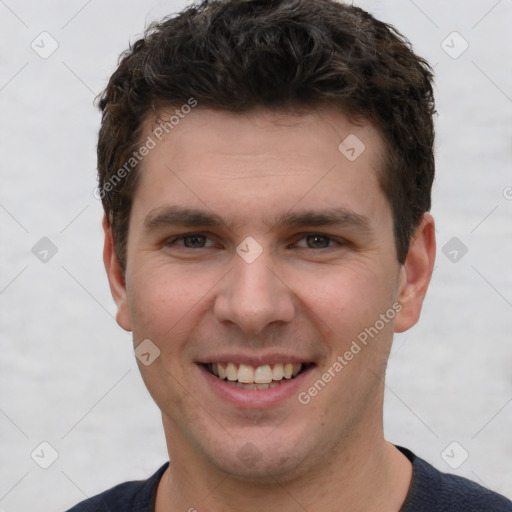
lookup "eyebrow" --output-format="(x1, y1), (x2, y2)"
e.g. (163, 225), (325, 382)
(143, 205), (373, 235)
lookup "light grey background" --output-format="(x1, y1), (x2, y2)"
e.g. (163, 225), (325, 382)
(1, 0), (511, 510)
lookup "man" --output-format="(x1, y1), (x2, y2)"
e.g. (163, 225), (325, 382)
(67, 0), (512, 510)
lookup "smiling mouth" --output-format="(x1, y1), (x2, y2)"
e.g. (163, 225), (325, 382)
(203, 362), (312, 390)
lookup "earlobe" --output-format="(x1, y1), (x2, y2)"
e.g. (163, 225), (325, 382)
(102, 216), (132, 332)
(394, 213), (436, 333)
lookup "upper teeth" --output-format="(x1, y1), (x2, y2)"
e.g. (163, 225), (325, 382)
(210, 362), (302, 383)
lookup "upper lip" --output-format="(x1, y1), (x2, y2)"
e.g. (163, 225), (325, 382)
(197, 353), (315, 366)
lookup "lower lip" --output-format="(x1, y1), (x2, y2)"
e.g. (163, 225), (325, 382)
(197, 364), (313, 408)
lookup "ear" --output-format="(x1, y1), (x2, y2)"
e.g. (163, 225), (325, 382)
(102, 215), (132, 331)
(394, 213), (436, 333)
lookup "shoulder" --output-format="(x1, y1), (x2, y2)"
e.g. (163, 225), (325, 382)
(63, 462), (169, 512)
(434, 470), (512, 511)
(396, 445), (512, 512)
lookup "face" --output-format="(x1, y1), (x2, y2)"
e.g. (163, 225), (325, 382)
(104, 107), (434, 482)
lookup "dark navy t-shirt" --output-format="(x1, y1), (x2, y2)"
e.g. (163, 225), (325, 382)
(65, 445), (512, 511)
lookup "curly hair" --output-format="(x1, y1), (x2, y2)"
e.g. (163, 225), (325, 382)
(97, 0), (435, 271)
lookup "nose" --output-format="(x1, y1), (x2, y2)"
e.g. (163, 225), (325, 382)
(213, 247), (296, 334)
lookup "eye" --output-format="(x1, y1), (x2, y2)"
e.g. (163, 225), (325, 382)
(165, 232), (346, 251)
(167, 233), (215, 249)
(294, 233), (344, 249)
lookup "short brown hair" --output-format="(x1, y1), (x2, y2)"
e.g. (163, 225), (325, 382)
(97, 0), (435, 271)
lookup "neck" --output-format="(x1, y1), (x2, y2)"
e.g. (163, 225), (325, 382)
(155, 424), (412, 512)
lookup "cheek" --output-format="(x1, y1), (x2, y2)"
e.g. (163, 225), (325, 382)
(126, 264), (188, 338)
(126, 261), (221, 348)
(295, 263), (395, 339)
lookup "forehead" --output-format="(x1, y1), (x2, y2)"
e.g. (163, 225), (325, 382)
(133, 106), (389, 229)
(145, 106), (384, 166)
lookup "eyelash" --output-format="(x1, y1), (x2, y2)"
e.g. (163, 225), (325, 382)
(165, 232), (346, 250)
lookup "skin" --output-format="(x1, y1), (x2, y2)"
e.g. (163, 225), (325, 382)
(103, 106), (436, 511)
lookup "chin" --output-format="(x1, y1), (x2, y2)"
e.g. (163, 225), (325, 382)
(202, 428), (318, 484)
(211, 450), (306, 484)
